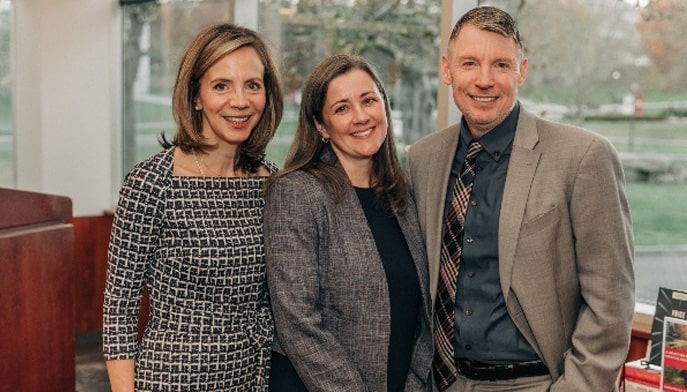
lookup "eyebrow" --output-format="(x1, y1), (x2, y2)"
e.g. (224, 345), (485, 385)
(328, 90), (377, 107)
(457, 55), (515, 63)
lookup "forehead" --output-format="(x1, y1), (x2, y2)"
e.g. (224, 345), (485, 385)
(450, 24), (521, 58)
(326, 69), (378, 99)
(204, 46), (264, 78)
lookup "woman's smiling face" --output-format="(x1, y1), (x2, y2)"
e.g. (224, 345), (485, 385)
(195, 45), (266, 148)
(317, 68), (388, 171)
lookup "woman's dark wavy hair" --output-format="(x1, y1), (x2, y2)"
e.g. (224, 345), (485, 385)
(160, 23), (283, 174)
(267, 53), (409, 213)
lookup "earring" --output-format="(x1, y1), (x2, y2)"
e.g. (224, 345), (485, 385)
(321, 137), (330, 144)
(194, 105), (202, 111)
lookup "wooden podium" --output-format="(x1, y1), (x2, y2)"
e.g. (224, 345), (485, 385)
(0, 188), (75, 392)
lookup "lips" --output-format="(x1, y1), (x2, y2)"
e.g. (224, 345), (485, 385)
(351, 128), (374, 137)
(224, 115), (250, 125)
(471, 95), (498, 103)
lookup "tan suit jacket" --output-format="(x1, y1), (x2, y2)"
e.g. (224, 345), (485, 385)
(407, 107), (635, 391)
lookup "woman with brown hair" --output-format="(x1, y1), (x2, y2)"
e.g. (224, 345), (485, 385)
(103, 23), (283, 391)
(264, 53), (432, 391)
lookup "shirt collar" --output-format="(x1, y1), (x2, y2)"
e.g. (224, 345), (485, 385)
(459, 102), (519, 161)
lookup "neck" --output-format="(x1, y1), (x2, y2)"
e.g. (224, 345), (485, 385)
(342, 163), (372, 188)
(194, 149), (241, 178)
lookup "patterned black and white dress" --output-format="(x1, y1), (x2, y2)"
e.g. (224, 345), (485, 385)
(103, 147), (276, 391)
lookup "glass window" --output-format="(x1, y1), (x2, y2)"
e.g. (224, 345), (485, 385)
(258, 0), (442, 167)
(118, 0), (687, 307)
(120, 0), (234, 174)
(121, 0), (441, 172)
(0, 0), (13, 187)
(486, 0), (687, 305)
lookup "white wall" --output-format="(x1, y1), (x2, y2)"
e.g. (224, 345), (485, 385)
(14, 0), (120, 216)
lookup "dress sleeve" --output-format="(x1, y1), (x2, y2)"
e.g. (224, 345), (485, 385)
(102, 165), (165, 360)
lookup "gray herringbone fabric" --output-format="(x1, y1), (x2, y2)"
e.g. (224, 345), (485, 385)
(264, 167), (434, 391)
(103, 147), (276, 391)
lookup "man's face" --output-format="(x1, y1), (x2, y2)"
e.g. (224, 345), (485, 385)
(441, 24), (528, 137)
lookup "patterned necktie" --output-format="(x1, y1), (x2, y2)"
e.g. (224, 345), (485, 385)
(433, 140), (483, 391)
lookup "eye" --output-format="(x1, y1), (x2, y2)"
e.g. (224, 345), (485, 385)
(363, 96), (378, 106)
(334, 104), (349, 114)
(495, 62), (511, 70)
(212, 82), (229, 91)
(247, 80), (263, 91)
(461, 60), (477, 69)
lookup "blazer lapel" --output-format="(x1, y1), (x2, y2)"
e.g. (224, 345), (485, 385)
(397, 209), (432, 320)
(498, 110), (541, 298)
(337, 186), (384, 274)
(421, 125), (460, 302)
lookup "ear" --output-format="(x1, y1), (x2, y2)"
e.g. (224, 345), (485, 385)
(440, 54), (452, 85)
(315, 121), (330, 139)
(518, 57), (528, 86)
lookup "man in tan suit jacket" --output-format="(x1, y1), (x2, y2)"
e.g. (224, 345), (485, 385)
(407, 6), (635, 391)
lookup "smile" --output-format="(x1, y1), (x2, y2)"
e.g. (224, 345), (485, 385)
(351, 128), (373, 137)
(224, 116), (250, 125)
(471, 95), (498, 103)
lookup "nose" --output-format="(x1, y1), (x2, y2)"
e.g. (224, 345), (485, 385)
(352, 104), (371, 124)
(476, 66), (494, 88)
(229, 89), (249, 108)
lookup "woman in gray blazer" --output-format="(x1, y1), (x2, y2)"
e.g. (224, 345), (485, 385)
(264, 54), (433, 391)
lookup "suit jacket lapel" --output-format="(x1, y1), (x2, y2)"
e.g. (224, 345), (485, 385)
(422, 125), (460, 302)
(498, 110), (541, 298)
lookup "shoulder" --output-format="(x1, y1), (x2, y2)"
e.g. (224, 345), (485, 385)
(126, 147), (174, 181)
(261, 157), (279, 174)
(119, 148), (173, 199)
(268, 170), (326, 197)
(520, 110), (615, 155)
(410, 123), (460, 154)
(522, 109), (606, 143)
(263, 170), (333, 227)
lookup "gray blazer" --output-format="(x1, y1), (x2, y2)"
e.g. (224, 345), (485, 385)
(407, 107), (635, 392)
(264, 169), (433, 391)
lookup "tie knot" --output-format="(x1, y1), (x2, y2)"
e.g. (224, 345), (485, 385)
(466, 140), (483, 159)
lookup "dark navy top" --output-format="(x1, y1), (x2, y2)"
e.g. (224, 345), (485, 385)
(356, 187), (421, 391)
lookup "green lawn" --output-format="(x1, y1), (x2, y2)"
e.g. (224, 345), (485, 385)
(578, 119), (687, 246)
(626, 182), (687, 246)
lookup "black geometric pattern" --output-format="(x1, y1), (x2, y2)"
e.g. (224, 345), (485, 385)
(103, 148), (277, 391)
